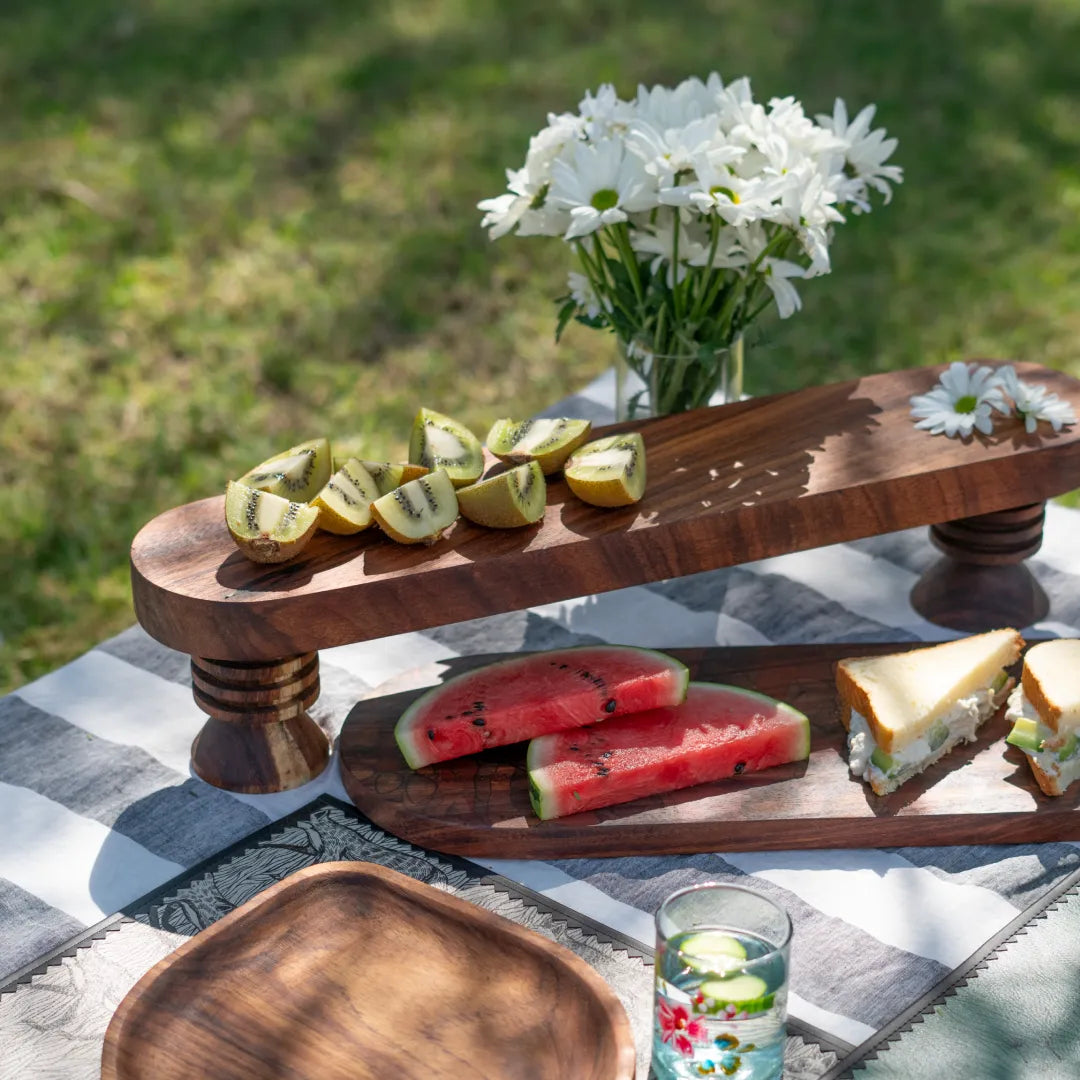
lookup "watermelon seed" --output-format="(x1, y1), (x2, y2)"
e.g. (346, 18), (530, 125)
(596, 767), (610, 777)
(427, 729), (436, 740)
(734, 761), (746, 773)
(601, 750), (613, 758)
(604, 698), (617, 712)
(569, 745), (579, 752)
(471, 717), (485, 726)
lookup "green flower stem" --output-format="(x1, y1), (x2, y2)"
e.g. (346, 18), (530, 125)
(670, 208), (684, 322)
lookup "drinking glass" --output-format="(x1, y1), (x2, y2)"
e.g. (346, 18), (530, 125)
(652, 883), (792, 1080)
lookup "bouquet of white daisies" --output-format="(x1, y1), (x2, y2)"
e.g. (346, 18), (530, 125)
(478, 72), (902, 412)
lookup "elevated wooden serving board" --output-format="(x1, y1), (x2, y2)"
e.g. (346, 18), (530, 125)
(101, 862), (635, 1080)
(131, 362), (1080, 662)
(338, 643), (1080, 857)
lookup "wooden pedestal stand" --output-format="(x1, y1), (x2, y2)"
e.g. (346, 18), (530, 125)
(911, 502), (1050, 632)
(188, 654), (328, 792)
(130, 362), (1080, 794)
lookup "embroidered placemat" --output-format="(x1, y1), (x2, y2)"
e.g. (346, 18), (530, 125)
(0, 796), (840, 1080)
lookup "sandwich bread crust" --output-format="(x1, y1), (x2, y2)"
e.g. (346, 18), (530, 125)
(1020, 639), (1080, 734)
(836, 629), (1024, 755)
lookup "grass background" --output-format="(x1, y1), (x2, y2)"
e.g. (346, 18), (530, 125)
(1, 0), (1078, 694)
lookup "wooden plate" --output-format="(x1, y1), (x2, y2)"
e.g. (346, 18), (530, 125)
(337, 643), (1080, 858)
(101, 862), (635, 1080)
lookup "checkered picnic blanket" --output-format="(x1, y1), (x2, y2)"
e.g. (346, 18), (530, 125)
(3, 368), (1079, 1058)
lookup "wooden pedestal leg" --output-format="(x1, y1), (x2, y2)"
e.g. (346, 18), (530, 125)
(189, 653), (330, 794)
(910, 502), (1050, 633)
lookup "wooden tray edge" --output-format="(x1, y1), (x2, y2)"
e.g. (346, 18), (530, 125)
(100, 861), (636, 1080)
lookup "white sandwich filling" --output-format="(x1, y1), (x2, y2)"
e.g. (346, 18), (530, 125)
(847, 683), (1007, 788)
(1004, 687), (1080, 787)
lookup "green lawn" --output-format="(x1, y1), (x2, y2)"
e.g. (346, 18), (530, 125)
(2, 0), (1079, 694)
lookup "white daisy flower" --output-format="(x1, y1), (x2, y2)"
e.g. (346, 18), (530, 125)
(995, 366), (1078, 433)
(625, 115), (725, 185)
(909, 362), (1008, 439)
(577, 83), (636, 139)
(659, 148), (780, 228)
(816, 98), (904, 208)
(567, 271), (606, 319)
(760, 258), (805, 319)
(548, 138), (657, 240)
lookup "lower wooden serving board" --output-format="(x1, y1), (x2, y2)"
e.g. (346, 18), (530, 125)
(338, 644), (1080, 857)
(101, 862), (635, 1080)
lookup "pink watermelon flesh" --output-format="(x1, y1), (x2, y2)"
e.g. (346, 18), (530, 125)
(526, 682), (810, 819)
(394, 645), (689, 769)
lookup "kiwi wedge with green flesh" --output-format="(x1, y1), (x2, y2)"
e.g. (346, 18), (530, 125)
(358, 461), (430, 497)
(408, 408), (484, 489)
(311, 459), (382, 535)
(370, 467), (459, 545)
(330, 435), (430, 491)
(239, 437), (331, 503)
(225, 481), (321, 564)
(563, 432), (647, 508)
(457, 461), (546, 528)
(486, 417), (592, 475)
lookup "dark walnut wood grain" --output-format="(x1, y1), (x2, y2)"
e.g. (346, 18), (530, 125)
(910, 503), (1051, 631)
(337, 644), (1080, 858)
(101, 862), (635, 1080)
(189, 654), (330, 793)
(130, 362), (1080, 662)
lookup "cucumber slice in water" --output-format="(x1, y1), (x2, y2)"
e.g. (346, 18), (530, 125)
(699, 974), (773, 1014)
(1006, 717), (1042, 753)
(679, 931), (747, 973)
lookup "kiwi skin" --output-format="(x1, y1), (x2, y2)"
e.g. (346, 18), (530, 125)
(370, 468), (460, 545)
(563, 433), (647, 508)
(224, 481), (322, 564)
(486, 418), (592, 475)
(457, 461), (546, 528)
(408, 408), (484, 488)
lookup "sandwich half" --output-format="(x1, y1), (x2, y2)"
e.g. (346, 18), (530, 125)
(837, 629), (1024, 796)
(1005, 639), (1080, 796)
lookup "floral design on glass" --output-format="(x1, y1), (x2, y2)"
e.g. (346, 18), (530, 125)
(657, 999), (708, 1056)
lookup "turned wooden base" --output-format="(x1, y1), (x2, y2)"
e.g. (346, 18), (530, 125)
(189, 654), (330, 794)
(911, 502), (1050, 632)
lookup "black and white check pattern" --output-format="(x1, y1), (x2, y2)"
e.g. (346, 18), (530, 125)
(2, 369), (1078, 1055)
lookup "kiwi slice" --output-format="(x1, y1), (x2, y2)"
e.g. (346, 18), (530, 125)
(408, 408), (484, 488)
(225, 481), (321, 564)
(239, 437), (331, 503)
(457, 461), (546, 529)
(486, 417), (592, 475)
(371, 467), (459, 545)
(563, 432), (647, 507)
(311, 459), (382, 535)
(357, 461), (430, 497)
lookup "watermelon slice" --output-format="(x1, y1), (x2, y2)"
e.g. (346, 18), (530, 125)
(526, 682), (810, 819)
(394, 646), (689, 769)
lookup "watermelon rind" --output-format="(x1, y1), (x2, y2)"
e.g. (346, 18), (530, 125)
(394, 645), (690, 769)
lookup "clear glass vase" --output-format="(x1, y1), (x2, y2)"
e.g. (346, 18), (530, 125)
(614, 336), (745, 421)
